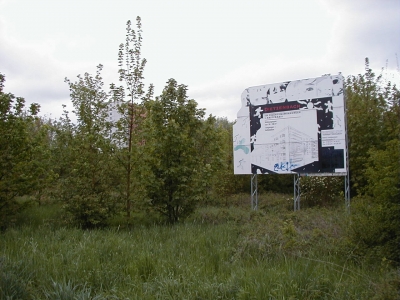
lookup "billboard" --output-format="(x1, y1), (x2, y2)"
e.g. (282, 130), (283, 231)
(233, 75), (347, 175)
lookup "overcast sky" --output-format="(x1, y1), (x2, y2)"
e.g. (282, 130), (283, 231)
(1, 0), (399, 121)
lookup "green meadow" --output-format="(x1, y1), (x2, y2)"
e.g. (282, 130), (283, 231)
(1, 194), (398, 299)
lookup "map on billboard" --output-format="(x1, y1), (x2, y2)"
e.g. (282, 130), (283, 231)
(233, 75), (347, 175)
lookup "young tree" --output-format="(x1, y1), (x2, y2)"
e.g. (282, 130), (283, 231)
(61, 65), (120, 228)
(346, 58), (388, 195)
(345, 59), (400, 263)
(25, 116), (57, 205)
(143, 79), (221, 223)
(0, 73), (41, 229)
(49, 105), (75, 181)
(113, 17), (154, 218)
(208, 117), (250, 204)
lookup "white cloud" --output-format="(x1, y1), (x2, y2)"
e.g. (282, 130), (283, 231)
(189, 0), (400, 120)
(323, 0), (400, 69)
(0, 16), (120, 119)
(0, 0), (399, 122)
(190, 57), (339, 121)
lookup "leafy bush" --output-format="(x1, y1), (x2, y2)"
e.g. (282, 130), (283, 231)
(0, 73), (43, 230)
(259, 174), (293, 194)
(143, 79), (223, 224)
(63, 194), (117, 229)
(299, 176), (343, 207)
(347, 138), (400, 265)
(347, 196), (400, 265)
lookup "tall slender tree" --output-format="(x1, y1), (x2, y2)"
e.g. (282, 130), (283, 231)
(114, 17), (153, 218)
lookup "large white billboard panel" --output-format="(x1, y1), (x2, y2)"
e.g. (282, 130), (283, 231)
(233, 75), (347, 175)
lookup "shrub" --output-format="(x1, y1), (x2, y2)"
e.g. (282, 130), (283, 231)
(300, 176), (343, 207)
(63, 194), (117, 229)
(348, 196), (400, 265)
(347, 139), (400, 265)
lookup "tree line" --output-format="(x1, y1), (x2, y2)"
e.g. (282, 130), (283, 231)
(0, 18), (399, 262)
(0, 18), (248, 229)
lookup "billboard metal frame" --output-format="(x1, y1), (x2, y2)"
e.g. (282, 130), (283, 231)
(344, 91), (351, 212)
(234, 74), (350, 210)
(251, 174), (258, 210)
(294, 174), (301, 211)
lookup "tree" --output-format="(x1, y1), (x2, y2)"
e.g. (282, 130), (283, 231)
(61, 65), (120, 228)
(345, 59), (400, 264)
(208, 117), (250, 203)
(49, 105), (75, 182)
(25, 116), (57, 204)
(113, 17), (154, 218)
(346, 58), (388, 195)
(143, 79), (221, 223)
(0, 73), (41, 229)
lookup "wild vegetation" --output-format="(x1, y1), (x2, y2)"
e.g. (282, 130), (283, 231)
(1, 194), (399, 299)
(0, 17), (399, 299)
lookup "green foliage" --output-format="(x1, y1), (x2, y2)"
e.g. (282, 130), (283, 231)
(136, 255), (157, 281)
(2, 18), (399, 287)
(114, 17), (154, 218)
(143, 79), (222, 223)
(259, 174), (293, 194)
(348, 138), (400, 264)
(60, 66), (120, 229)
(299, 176), (343, 207)
(345, 58), (400, 265)
(208, 118), (252, 203)
(0, 266), (32, 300)
(1, 201), (399, 299)
(118, 17), (147, 100)
(0, 73), (43, 230)
(63, 195), (118, 229)
(346, 58), (391, 195)
(27, 118), (58, 204)
(14, 202), (64, 228)
(365, 139), (400, 202)
(43, 280), (95, 300)
(348, 197), (400, 264)
(49, 106), (75, 181)
(188, 205), (250, 225)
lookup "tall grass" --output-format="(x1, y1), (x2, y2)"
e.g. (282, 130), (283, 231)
(1, 193), (399, 299)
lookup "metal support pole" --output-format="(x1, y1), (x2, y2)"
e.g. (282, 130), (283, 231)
(344, 88), (351, 213)
(294, 173), (300, 211)
(251, 174), (258, 210)
(345, 174), (350, 212)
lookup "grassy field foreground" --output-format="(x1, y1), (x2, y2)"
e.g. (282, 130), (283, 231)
(1, 193), (399, 299)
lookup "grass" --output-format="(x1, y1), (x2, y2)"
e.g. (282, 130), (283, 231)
(1, 193), (399, 299)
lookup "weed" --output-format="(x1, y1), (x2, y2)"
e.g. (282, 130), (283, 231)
(0, 195), (398, 299)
